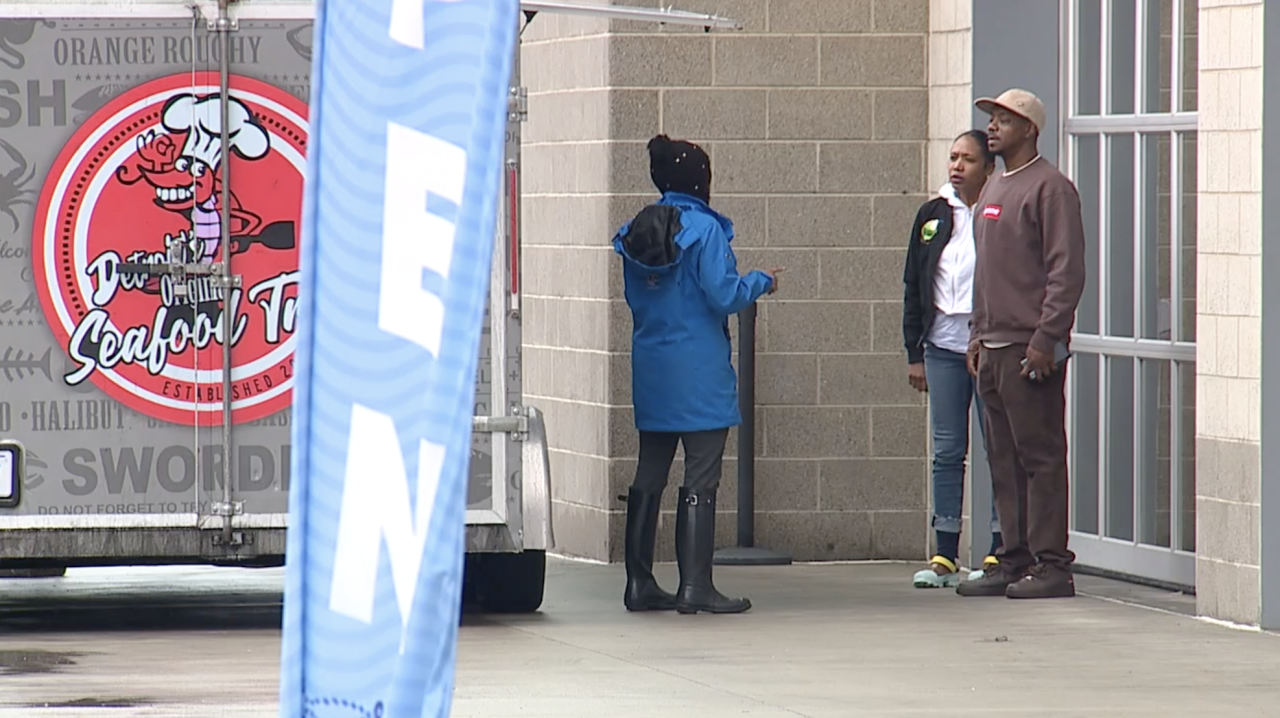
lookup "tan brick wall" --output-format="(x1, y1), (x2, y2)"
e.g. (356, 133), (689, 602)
(1195, 0), (1264, 624)
(519, 11), (618, 563)
(924, 0), (974, 559)
(521, 0), (932, 562)
(927, 0), (972, 191)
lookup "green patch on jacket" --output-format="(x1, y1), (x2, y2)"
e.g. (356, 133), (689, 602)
(920, 218), (940, 243)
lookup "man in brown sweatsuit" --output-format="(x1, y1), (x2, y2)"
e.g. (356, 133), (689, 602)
(957, 88), (1086, 600)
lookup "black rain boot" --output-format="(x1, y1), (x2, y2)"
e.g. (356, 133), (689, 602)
(623, 488), (677, 611)
(673, 488), (751, 615)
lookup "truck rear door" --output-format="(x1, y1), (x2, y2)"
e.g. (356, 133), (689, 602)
(0, 7), (310, 561)
(177, 12), (312, 551)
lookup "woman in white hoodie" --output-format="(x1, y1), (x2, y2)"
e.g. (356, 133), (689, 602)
(901, 130), (999, 588)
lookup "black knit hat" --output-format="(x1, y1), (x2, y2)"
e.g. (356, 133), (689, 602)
(648, 134), (711, 203)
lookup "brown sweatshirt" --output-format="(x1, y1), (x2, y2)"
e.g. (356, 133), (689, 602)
(970, 157), (1087, 354)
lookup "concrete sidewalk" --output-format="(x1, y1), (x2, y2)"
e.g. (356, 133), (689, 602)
(0, 558), (1277, 717)
(453, 558), (1280, 717)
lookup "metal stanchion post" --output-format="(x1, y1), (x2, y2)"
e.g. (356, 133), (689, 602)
(713, 302), (792, 567)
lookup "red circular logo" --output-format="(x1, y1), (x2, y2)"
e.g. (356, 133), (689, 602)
(32, 72), (307, 426)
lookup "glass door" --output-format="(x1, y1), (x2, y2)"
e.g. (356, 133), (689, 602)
(1061, 0), (1199, 588)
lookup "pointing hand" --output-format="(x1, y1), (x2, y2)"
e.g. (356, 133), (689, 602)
(765, 267), (785, 295)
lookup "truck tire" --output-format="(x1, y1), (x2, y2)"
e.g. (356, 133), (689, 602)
(0, 567), (67, 578)
(472, 550), (546, 614)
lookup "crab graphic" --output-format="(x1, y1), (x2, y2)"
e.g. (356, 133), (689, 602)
(0, 19), (54, 70)
(114, 92), (296, 263)
(0, 138), (35, 233)
(116, 93), (270, 263)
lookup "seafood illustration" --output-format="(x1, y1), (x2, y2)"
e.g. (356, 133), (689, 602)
(0, 139), (35, 234)
(117, 92), (272, 263)
(286, 23), (312, 62)
(23, 450), (47, 490)
(0, 19), (54, 70)
(71, 83), (130, 125)
(0, 347), (53, 382)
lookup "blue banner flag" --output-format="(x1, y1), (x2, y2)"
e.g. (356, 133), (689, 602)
(279, 0), (518, 716)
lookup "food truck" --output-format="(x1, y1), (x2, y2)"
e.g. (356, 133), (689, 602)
(0, 0), (738, 613)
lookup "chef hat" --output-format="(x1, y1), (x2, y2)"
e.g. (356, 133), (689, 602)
(161, 93), (270, 170)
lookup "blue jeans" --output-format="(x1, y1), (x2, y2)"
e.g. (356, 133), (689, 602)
(924, 343), (998, 536)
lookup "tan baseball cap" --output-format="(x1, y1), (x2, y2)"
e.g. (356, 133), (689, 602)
(975, 88), (1046, 133)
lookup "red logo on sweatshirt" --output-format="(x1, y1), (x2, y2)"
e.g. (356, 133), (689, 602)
(982, 205), (1002, 220)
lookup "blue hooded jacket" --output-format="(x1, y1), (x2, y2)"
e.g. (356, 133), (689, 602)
(613, 192), (774, 433)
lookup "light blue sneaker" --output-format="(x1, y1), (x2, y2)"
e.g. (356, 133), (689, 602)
(912, 555), (962, 589)
(967, 555), (999, 581)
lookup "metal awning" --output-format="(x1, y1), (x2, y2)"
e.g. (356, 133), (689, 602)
(520, 1), (741, 30)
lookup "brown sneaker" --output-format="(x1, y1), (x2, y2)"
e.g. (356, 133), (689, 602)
(955, 564), (1023, 597)
(1005, 563), (1075, 599)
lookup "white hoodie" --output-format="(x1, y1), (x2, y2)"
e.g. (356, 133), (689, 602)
(928, 182), (977, 354)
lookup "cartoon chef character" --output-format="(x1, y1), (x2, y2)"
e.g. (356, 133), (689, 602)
(135, 93), (270, 263)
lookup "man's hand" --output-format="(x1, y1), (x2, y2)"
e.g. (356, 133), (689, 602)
(1021, 345), (1054, 381)
(907, 362), (927, 392)
(764, 267), (785, 294)
(966, 340), (980, 378)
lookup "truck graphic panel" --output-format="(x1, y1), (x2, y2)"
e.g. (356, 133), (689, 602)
(1, 17), (507, 521)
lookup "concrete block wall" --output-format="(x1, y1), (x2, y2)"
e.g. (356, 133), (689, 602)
(518, 9), (625, 563)
(1194, 0), (1264, 624)
(927, 0), (972, 191)
(520, 0), (932, 563)
(925, 0), (975, 560)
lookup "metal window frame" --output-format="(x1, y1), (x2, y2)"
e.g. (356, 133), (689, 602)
(1060, 0), (1198, 589)
(1065, 112), (1199, 133)
(1260, 0), (1280, 630)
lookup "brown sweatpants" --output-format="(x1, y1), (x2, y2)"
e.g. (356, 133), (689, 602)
(976, 343), (1076, 571)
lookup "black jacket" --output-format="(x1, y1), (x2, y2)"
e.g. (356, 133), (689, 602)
(902, 197), (956, 364)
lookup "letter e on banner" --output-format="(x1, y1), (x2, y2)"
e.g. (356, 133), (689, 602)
(388, 0), (427, 48)
(389, 0), (471, 49)
(328, 404), (447, 628)
(379, 122), (467, 357)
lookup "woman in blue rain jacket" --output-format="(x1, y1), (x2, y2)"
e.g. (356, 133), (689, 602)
(613, 135), (779, 616)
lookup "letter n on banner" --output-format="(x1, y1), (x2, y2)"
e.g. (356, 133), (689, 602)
(278, 1), (518, 717)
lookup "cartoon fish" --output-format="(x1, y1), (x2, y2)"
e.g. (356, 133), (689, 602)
(23, 450), (47, 490)
(286, 24), (312, 62)
(72, 84), (129, 126)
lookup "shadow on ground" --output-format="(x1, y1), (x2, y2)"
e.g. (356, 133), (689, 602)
(0, 566), (285, 634)
(0, 558), (1202, 634)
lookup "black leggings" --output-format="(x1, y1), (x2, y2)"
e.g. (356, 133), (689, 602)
(631, 429), (729, 495)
